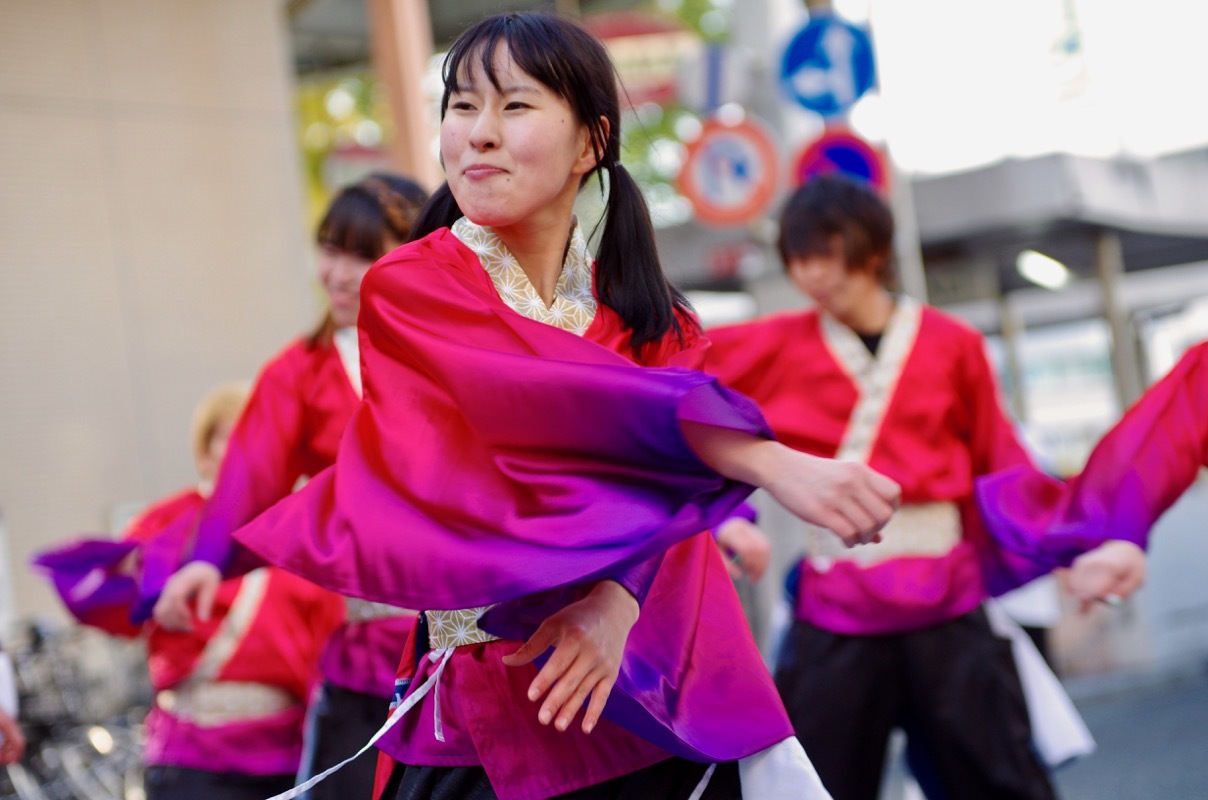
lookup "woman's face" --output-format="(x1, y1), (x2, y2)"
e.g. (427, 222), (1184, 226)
(441, 43), (596, 235)
(317, 244), (374, 328)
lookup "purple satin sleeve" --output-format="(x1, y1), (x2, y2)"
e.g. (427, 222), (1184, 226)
(31, 540), (140, 625)
(233, 370), (768, 611)
(977, 341), (1208, 570)
(608, 554), (664, 606)
(477, 533), (794, 762)
(727, 500), (759, 524)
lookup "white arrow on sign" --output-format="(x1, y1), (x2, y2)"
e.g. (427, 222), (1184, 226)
(790, 23), (859, 110)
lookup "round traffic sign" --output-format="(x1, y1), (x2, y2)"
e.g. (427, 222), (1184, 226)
(793, 129), (889, 193)
(678, 116), (780, 227)
(780, 15), (876, 117)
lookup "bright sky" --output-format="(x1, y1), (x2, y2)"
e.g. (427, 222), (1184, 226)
(803, 0), (1208, 175)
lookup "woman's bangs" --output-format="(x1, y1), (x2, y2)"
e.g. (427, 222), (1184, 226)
(317, 194), (381, 261)
(441, 16), (575, 113)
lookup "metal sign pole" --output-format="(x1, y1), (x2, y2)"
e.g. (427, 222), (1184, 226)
(863, 0), (928, 302)
(801, 0), (928, 301)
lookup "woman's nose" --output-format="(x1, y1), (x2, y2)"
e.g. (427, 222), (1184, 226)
(329, 257), (358, 285)
(468, 110), (500, 150)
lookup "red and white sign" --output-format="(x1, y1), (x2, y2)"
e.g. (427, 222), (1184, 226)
(678, 116), (780, 228)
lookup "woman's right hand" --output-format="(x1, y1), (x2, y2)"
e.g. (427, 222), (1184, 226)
(764, 448), (900, 547)
(152, 561), (222, 631)
(681, 422), (900, 547)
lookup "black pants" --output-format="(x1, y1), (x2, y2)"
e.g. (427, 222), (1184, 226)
(381, 759), (741, 800)
(145, 765), (295, 800)
(304, 683), (391, 800)
(773, 607), (1056, 800)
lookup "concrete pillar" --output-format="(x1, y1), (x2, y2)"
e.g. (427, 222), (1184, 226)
(1096, 229), (1145, 407)
(366, 0), (442, 191)
(0, 0), (315, 618)
(997, 293), (1028, 421)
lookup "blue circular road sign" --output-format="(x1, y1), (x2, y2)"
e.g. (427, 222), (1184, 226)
(780, 15), (876, 117)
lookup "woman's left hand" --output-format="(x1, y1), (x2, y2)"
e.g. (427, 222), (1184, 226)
(716, 517), (772, 582)
(501, 580), (639, 735)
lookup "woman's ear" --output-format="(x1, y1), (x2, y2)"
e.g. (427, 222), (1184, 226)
(575, 116), (610, 174)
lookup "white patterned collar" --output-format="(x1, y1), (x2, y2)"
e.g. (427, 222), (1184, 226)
(451, 217), (597, 335)
(819, 296), (923, 463)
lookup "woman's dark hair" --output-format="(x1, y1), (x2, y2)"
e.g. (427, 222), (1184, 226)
(409, 12), (694, 353)
(311, 171), (429, 345)
(318, 171), (429, 260)
(777, 175), (896, 286)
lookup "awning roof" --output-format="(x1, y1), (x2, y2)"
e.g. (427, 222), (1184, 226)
(913, 149), (1208, 301)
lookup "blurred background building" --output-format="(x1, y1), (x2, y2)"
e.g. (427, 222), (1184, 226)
(2, 0), (1206, 689)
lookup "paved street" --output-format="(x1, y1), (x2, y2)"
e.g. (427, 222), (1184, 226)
(879, 667), (1208, 800)
(1054, 669), (1208, 799)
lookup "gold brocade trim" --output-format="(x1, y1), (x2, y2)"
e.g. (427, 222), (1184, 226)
(451, 217), (597, 335)
(425, 606), (501, 649)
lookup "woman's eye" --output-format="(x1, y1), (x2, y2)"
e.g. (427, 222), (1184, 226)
(449, 100), (475, 111)
(505, 101), (531, 111)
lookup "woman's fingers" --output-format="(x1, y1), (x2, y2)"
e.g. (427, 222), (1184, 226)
(153, 591), (192, 632)
(153, 562), (222, 631)
(549, 662), (604, 731)
(500, 622), (556, 668)
(581, 675), (615, 734)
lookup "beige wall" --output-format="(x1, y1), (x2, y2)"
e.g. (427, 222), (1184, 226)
(0, 0), (317, 624)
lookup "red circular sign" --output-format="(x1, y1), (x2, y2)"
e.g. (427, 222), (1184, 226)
(792, 129), (889, 194)
(678, 117), (780, 227)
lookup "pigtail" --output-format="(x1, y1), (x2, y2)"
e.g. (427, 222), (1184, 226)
(594, 164), (694, 354)
(408, 183), (464, 243)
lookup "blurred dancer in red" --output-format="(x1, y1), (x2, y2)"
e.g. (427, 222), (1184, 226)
(151, 172), (428, 800)
(35, 382), (344, 800)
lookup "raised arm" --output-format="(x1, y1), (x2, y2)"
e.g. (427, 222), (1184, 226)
(154, 348), (310, 630)
(681, 421), (900, 546)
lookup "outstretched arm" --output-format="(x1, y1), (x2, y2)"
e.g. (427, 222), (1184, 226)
(681, 422), (900, 546)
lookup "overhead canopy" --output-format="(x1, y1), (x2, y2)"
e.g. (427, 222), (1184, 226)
(914, 149), (1208, 303)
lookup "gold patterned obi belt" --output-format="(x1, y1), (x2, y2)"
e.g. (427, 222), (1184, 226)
(156, 679), (297, 726)
(804, 501), (962, 568)
(424, 605), (502, 649)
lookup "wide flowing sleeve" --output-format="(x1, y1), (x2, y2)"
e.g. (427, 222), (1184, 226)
(977, 341), (1208, 568)
(188, 344), (311, 570)
(232, 232), (771, 611)
(32, 490), (203, 636)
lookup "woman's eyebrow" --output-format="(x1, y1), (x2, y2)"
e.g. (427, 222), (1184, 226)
(499, 84), (542, 96)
